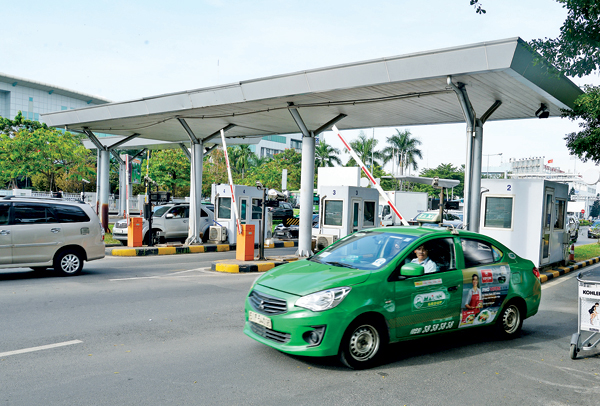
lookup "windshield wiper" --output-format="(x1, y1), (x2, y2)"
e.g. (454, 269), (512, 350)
(325, 261), (357, 269)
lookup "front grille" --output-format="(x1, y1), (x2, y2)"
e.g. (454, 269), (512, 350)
(114, 222), (127, 229)
(249, 290), (287, 315)
(250, 322), (291, 343)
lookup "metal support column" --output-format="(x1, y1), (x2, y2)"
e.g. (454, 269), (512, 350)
(289, 103), (346, 257)
(469, 120), (483, 232)
(98, 149), (110, 232)
(186, 142), (204, 244)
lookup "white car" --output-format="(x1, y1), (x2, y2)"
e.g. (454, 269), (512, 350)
(0, 196), (105, 276)
(112, 203), (214, 245)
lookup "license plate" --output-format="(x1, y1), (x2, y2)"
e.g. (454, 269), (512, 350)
(248, 310), (272, 329)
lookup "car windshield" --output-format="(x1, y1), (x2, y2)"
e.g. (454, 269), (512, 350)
(153, 206), (170, 217)
(593, 220), (600, 228)
(310, 231), (417, 270)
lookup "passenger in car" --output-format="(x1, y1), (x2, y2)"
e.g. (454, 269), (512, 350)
(411, 243), (439, 274)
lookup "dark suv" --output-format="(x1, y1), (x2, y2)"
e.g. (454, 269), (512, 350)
(268, 201), (294, 219)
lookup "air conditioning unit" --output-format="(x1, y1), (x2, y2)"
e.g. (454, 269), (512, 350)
(209, 226), (228, 242)
(316, 234), (338, 251)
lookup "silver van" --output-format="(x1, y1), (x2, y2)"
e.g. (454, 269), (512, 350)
(112, 203), (214, 245)
(0, 197), (105, 275)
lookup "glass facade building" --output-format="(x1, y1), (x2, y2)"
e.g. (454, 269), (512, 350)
(0, 73), (110, 122)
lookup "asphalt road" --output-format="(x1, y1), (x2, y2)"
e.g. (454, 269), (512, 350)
(1, 249), (599, 406)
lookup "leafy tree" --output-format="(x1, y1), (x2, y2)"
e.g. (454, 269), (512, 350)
(202, 148), (230, 196)
(412, 163), (465, 198)
(315, 140), (342, 168)
(591, 199), (600, 218)
(243, 149), (302, 191)
(381, 129), (423, 176)
(0, 111), (48, 135)
(345, 130), (383, 168)
(469, 0), (486, 14)
(147, 149), (191, 197)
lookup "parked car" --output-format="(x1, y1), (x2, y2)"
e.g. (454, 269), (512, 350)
(112, 203), (214, 245)
(0, 196), (105, 275)
(588, 220), (600, 239)
(268, 201), (294, 220)
(244, 226), (541, 369)
(567, 215), (580, 241)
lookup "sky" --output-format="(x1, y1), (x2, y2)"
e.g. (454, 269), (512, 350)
(3, 0), (600, 180)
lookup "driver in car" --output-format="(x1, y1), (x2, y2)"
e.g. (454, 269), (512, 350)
(411, 243), (438, 274)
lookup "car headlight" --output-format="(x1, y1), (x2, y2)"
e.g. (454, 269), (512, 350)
(295, 287), (351, 312)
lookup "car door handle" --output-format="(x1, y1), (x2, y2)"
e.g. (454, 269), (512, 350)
(183, 220), (188, 223)
(448, 286), (458, 292)
(50, 228), (61, 233)
(0, 230), (10, 235)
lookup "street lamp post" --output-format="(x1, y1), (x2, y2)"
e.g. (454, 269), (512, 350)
(484, 153), (503, 178)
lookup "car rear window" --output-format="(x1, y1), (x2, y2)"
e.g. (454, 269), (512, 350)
(0, 203), (10, 225)
(53, 204), (91, 223)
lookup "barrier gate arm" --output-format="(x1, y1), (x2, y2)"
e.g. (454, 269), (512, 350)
(220, 129), (243, 235)
(332, 125), (409, 227)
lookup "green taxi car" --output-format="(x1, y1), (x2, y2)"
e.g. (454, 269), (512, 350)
(244, 227), (541, 369)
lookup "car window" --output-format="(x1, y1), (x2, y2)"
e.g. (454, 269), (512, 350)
(200, 208), (208, 218)
(0, 203), (10, 225)
(461, 238), (502, 268)
(169, 206), (187, 218)
(402, 237), (456, 273)
(13, 204), (57, 224)
(53, 204), (91, 223)
(153, 206), (170, 217)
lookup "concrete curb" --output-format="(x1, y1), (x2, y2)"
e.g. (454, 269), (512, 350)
(109, 240), (298, 257)
(539, 257), (600, 283)
(211, 256), (300, 273)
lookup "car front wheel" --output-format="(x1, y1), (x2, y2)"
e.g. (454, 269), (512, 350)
(339, 319), (386, 369)
(54, 250), (83, 276)
(496, 303), (523, 338)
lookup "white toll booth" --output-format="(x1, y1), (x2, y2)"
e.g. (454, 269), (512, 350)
(314, 185), (379, 249)
(211, 184), (271, 245)
(479, 179), (569, 269)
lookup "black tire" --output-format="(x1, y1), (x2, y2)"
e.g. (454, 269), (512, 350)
(53, 250), (83, 276)
(495, 303), (523, 338)
(339, 319), (387, 369)
(202, 229), (209, 243)
(119, 240), (128, 246)
(570, 344), (578, 360)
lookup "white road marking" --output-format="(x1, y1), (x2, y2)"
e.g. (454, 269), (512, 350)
(0, 340), (83, 358)
(110, 268), (210, 281)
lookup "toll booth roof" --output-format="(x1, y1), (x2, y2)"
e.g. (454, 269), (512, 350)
(42, 37), (582, 143)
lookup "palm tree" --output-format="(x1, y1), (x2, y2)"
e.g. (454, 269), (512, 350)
(315, 140), (342, 168)
(228, 145), (254, 179)
(382, 129), (423, 176)
(345, 130), (383, 169)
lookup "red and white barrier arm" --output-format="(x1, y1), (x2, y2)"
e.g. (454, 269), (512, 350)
(220, 129), (243, 235)
(332, 125), (409, 226)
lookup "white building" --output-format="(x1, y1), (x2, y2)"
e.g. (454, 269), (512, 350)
(0, 72), (110, 122)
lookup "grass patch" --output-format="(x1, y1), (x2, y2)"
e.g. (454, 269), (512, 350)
(104, 223), (120, 245)
(574, 243), (600, 263)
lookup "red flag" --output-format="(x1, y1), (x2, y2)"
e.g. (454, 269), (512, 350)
(547, 159), (553, 164)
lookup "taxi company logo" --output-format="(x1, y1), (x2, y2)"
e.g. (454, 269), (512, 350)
(481, 270), (493, 284)
(258, 300), (266, 310)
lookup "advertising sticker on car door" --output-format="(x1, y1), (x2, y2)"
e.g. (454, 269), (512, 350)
(459, 265), (511, 328)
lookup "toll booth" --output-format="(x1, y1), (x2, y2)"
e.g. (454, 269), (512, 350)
(479, 179), (569, 268)
(314, 186), (379, 249)
(211, 184), (271, 245)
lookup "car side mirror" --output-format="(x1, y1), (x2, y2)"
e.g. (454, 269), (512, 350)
(166, 213), (174, 219)
(400, 262), (424, 278)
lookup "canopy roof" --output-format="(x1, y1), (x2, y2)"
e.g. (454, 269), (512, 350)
(42, 37), (583, 143)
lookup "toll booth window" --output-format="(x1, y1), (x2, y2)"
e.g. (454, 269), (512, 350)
(251, 199), (262, 220)
(240, 200), (247, 224)
(363, 201), (376, 226)
(554, 199), (566, 229)
(324, 200), (343, 226)
(483, 196), (513, 229)
(218, 197), (232, 219)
